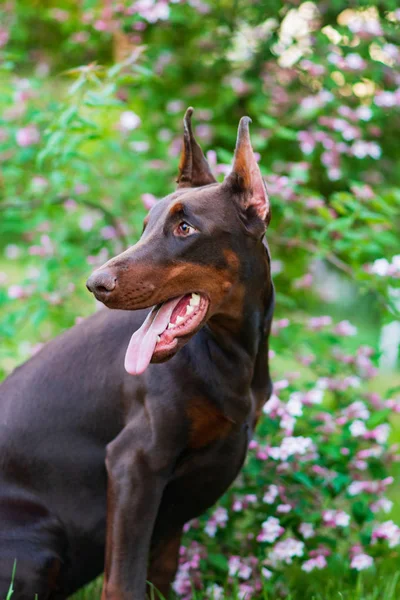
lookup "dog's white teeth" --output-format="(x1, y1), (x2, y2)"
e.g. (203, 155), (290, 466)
(156, 335), (161, 342)
(176, 316), (184, 324)
(190, 293), (200, 306)
(168, 323), (174, 330)
(186, 304), (195, 315)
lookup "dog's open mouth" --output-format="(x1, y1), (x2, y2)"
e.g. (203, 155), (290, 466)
(124, 292), (209, 375)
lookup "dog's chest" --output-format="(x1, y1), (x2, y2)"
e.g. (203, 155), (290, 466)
(185, 396), (236, 449)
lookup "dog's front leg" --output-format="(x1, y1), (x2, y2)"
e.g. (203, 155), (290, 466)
(101, 415), (175, 600)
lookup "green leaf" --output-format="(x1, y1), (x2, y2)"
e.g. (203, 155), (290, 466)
(292, 472), (314, 489)
(206, 553), (228, 574)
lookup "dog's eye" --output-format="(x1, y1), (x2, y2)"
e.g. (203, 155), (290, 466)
(175, 221), (195, 237)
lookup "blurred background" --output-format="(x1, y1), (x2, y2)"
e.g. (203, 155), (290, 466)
(1, 1), (400, 598)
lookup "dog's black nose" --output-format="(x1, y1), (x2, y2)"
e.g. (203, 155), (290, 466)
(86, 270), (117, 299)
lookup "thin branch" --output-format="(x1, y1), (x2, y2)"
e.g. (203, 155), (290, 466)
(0, 196), (129, 248)
(269, 233), (354, 277)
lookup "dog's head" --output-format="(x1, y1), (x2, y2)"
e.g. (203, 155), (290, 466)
(87, 108), (271, 374)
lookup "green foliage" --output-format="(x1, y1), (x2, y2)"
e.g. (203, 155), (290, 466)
(0, 1), (400, 598)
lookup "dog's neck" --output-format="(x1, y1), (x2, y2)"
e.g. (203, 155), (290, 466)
(185, 241), (273, 423)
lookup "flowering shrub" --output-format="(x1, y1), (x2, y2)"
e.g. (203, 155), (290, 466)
(0, 0), (400, 598)
(172, 318), (400, 598)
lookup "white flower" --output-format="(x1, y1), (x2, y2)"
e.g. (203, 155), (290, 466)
(277, 504), (292, 514)
(334, 320), (357, 336)
(371, 498), (393, 514)
(370, 258), (391, 276)
(119, 110), (141, 131)
(351, 553), (373, 571)
(263, 485), (279, 504)
(269, 538), (304, 565)
(228, 556), (241, 576)
(301, 555), (327, 572)
(336, 511), (351, 527)
(261, 567), (273, 580)
(287, 393), (303, 416)
(299, 523), (315, 539)
(213, 507), (228, 525)
(375, 91), (396, 107)
(238, 564), (252, 580)
(271, 436), (315, 461)
(343, 401), (370, 421)
(356, 106), (372, 121)
(258, 517), (284, 543)
(349, 420), (367, 437)
(372, 521), (400, 547)
(306, 389), (324, 404)
(372, 424), (390, 444)
(323, 509), (350, 527)
(206, 584), (224, 599)
(5, 244), (21, 259)
(204, 521), (217, 537)
(345, 53), (366, 70)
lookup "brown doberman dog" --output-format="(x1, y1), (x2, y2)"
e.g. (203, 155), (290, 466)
(0, 109), (274, 600)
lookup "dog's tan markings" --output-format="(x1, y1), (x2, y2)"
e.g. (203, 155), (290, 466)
(169, 202), (184, 217)
(148, 531), (182, 597)
(187, 397), (234, 449)
(223, 248), (240, 274)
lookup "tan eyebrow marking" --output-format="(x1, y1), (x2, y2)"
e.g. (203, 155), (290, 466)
(169, 202), (184, 217)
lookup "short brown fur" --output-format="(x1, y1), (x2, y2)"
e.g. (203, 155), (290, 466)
(187, 397), (235, 449)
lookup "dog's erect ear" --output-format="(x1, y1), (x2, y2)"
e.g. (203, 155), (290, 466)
(176, 107), (217, 189)
(224, 117), (270, 227)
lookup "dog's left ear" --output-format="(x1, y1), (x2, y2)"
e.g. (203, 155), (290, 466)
(224, 117), (270, 230)
(177, 107), (217, 189)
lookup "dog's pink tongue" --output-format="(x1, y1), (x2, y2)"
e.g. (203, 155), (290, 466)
(124, 297), (182, 376)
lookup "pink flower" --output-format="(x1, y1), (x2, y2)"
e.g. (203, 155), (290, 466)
(269, 538), (304, 564)
(263, 485), (279, 505)
(228, 556), (252, 580)
(344, 53), (367, 70)
(16, 126), (40, 147)
(349, 420), (367, 437)
(307, 316), (332, 331)
(348, 477), (394, 496)
(301, 555), (327, 572)
(277, 504), (292, 514)
(0, 28), (9, 48)
(269, 436), (315, 461)
(100, 226), (117, 240)
(64, 199), (77, 212)
(294, 273), (313, 289)
(79, 214), (97, 232)
(271, 318), (290, 335)
(365, 424), (390, 444)
(8, 284), (25, 299)
(261, 567), (273, 580)
(299, 523), (315, 539)
(350, 553), (373, 571)
(257, 517), (284, 543)
(370, 498), (393, 514)
(334, 320), (357, 336)
(343, 401), (370, 421)
(141, 193), (158, 210)
(372, 521), (400, 547)
(322, 510), (350, 528)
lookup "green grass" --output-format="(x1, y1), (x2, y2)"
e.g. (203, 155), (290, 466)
(67, 568), (400, 600)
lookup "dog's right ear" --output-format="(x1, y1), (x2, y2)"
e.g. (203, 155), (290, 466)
(176, 107), (217, 189)
(223, 116), (270, 231)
